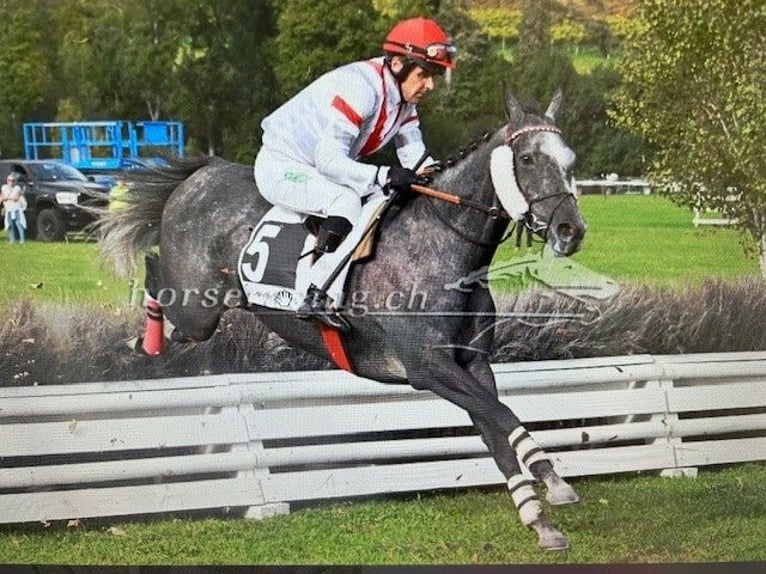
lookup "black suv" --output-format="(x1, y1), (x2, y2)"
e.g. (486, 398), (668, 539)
(0, 159), (110, 241)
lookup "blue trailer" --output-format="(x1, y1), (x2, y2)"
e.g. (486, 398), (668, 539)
(23, 120), (185, 175)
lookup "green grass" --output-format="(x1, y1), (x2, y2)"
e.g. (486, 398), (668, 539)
(497, 46), (619, 74)
(569, 48), (618, 74)
(0, 464), (763, 564)
(0, 234), (137, 309)
(495, 194), (760, 287)
(574, 195), (760, 284)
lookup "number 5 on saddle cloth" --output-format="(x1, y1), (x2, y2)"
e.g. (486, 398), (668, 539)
(237, 193), (389, 314)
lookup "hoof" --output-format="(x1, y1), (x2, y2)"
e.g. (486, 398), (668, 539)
(539, 531), (570, 552)
(126, 336), (162, 356)
(544, 475), (580, 506)
(530, 519), (570, 552)
(126, 336), (141, 351)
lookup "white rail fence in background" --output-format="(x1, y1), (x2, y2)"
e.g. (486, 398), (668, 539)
(1, 352), (765, 525)
(574, 180), (741, 228)
(692, 193), (740, 227)
(575, 178), (651, 196)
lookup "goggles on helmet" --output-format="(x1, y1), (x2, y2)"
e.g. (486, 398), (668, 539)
(386, 41), (457, 66)
(424, 43), (457, 63)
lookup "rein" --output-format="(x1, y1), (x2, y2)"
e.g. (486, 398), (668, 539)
(410, 183), (508, 221)
(409, 182), (513, 248)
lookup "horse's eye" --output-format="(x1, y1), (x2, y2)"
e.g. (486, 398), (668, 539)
(519, 154), (534, 165)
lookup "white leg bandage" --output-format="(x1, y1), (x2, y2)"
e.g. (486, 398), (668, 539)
(507, 474), (542, 526)
(509, 427), (551, 468)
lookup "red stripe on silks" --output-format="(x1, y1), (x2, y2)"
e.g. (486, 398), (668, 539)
(332, 95), (363, 128)
(359, 62), (389, 157)
(402, 114), (419, 125)
(320, 324), (354, 372)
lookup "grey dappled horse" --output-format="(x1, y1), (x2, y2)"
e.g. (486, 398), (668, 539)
(100, 90), (587, 550)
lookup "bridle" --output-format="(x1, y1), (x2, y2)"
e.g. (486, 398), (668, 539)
(505, 124), (577, 243)
(411, 123), (577, 247)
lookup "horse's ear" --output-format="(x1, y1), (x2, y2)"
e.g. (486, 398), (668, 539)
(504, 90), (525, 128)
(545, 88), (564, 122)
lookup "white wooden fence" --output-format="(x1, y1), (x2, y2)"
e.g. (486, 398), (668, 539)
(1, 352), (765, 525)
(575, 178), (652, 196)
(692, 193), (740, 227)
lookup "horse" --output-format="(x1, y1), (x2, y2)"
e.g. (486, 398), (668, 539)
(99, 89), (587, 551)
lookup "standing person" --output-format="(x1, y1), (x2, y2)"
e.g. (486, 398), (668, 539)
(253, 17), (457, 328)
(1, 173), (27, 244)
(109, 177), (129, 213)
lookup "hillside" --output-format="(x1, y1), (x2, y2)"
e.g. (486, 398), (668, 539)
(467, 0), (635, 17)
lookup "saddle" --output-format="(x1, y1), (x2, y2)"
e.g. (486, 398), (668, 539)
(237, 193), (388, 313)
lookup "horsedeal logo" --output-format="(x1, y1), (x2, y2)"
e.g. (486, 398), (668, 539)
(445, 246), (619, 327)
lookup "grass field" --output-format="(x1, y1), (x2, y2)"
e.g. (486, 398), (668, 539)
(568, 194), (759, 284)
(0, 237), (136, 309)
(0, 194), (760, 310)
(0, 464), (763, 564)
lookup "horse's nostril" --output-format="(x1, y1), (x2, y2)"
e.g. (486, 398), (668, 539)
(557, 223), (577, 241)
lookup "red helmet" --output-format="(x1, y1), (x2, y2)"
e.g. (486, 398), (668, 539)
(383, 17), (456, 71)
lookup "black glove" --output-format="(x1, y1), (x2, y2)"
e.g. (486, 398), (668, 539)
(384, 166), (419, 195)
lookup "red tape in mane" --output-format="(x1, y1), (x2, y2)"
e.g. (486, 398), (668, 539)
(319, 324), (354, 372)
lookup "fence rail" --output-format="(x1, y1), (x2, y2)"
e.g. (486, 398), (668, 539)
(575, 178), (651, 195)
(1, 352), (764, 524)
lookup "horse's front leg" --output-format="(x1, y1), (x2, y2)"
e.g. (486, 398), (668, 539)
(406, 341), (570, 551)
(463, 288), (580, 508)
(463, 353), (579, 507)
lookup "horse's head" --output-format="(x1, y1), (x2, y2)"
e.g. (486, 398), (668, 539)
(491, 89), (587, 256)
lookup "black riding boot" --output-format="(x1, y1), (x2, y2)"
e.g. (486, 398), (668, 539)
(295, 216), (352, 332)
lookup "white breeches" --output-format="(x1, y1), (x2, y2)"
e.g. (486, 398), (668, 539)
(254, 148), (363, 223)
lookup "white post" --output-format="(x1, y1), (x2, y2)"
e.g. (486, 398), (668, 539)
(652, 379), (698, 478)
(235, 403), (290, 520)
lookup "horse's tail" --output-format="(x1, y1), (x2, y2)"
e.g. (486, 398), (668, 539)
(98, 156), (213, 277)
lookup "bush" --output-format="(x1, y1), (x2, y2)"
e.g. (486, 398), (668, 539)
(2, 278), (765, 385)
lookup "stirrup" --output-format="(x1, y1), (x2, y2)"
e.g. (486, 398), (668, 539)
(295, 285), (326, 319)
(315, 309), (351, 332)
(296, 286), (351, 332)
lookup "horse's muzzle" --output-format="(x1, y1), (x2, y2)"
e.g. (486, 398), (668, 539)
(550, 221), (587, 257)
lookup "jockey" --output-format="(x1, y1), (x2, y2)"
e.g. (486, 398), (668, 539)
(253, 17), (456, 329)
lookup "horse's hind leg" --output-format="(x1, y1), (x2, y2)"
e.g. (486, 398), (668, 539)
(132, 253), (167, 355)
(143, 252), (225, 346)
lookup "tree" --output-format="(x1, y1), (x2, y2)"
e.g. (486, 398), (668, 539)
(173, 0), (279, 158)
(45, 1), (104, 120)
(516, 0), (556, 60)
(570, 65), (652, 177)
(273, 0), (381, 98)
(114, 0), (190, 120)
(36, 0), (187, 121)
(0, 1), (50, 156)
(611, 0), (766, 274)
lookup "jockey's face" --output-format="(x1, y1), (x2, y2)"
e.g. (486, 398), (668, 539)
(391, 58), (436, 104)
